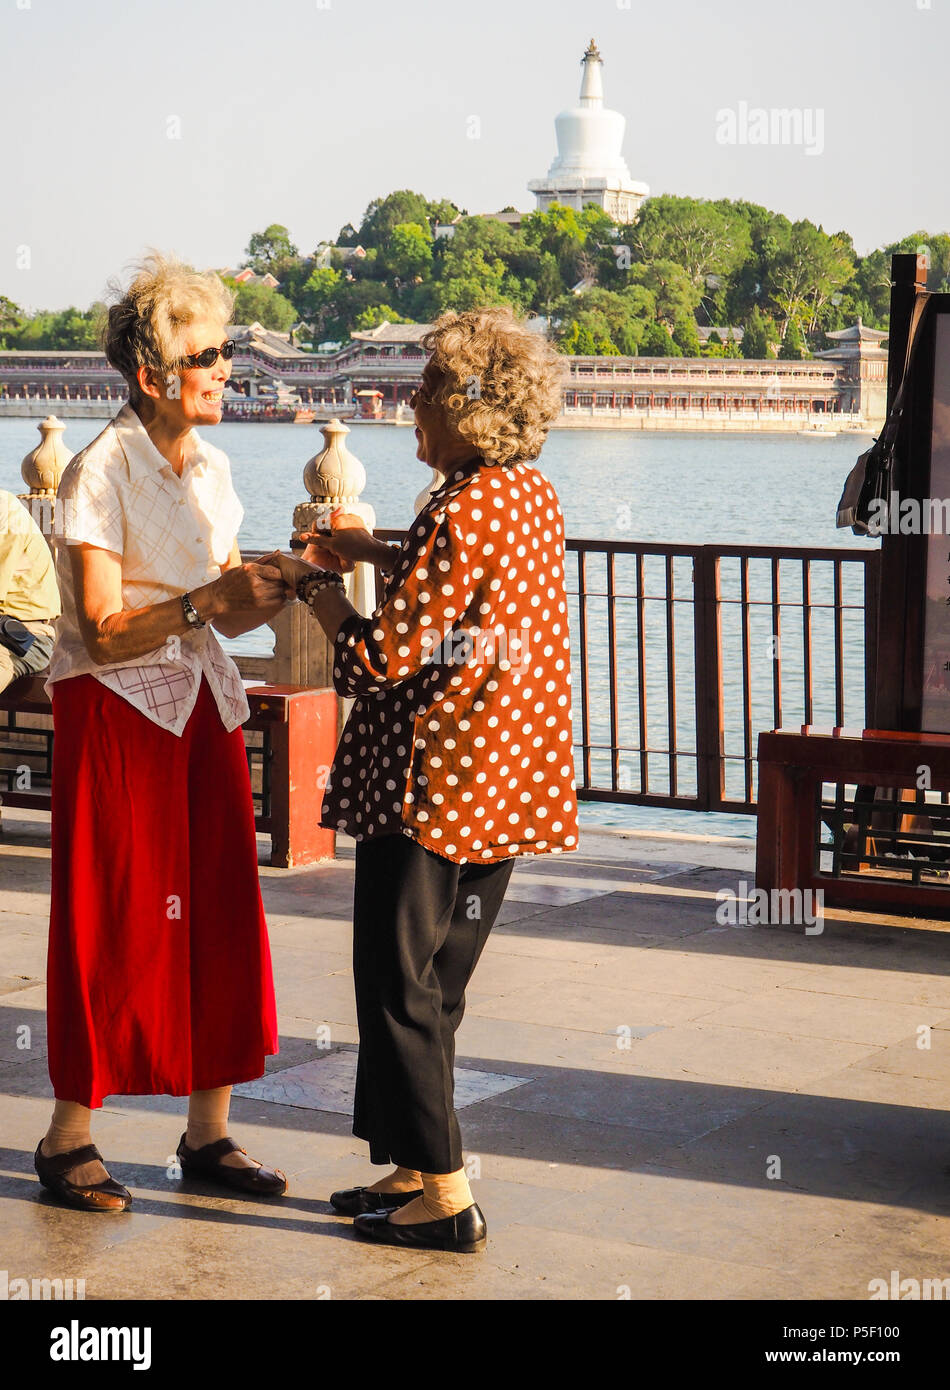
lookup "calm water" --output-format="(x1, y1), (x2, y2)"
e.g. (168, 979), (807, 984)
(2, 417), (874, 841)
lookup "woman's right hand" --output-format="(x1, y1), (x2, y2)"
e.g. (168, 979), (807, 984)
(293, 530), (365, 572)
(208, 561), (287, 614)
(297, 510), (394, 572)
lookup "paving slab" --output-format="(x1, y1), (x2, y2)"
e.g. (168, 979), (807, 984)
(1, 808), (949, 1300)
(234, 1047), (530, 1115)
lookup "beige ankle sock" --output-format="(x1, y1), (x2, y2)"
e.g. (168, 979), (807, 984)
(367, 1165), (423, 1195)
(388, 1167), (473, 1225)
(186, 1087), (256, 1170)
(42, 1100), (107, 1185)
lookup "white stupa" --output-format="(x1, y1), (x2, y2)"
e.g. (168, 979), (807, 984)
(528, 39), (648, 223)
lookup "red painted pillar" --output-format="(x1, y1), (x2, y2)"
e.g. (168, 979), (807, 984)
(245, 685), (339, 868)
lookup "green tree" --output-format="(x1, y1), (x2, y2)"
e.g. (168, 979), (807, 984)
(632, 195), (751, 287)
(358, 191), (450, 247)
(741, 306), (773, 359)
(522, 203), (589, 285)
(0, 295), (23, 346)
(768, 220), (854, 338)
(573, 325), (598, 355)
(778, 317), (808, 359)
(379, 222), (433, 281)
(640, 321), (680, 357)
(629, 259), (701, 327)
(427, 249), (512, 313)
(536, 252), (563, 314)
(672, 313), (702, 357)
(353, 304), (408, 330)
(298, 267), (342, 328)
(522, 203), (587, 255)
(244, 224), (299, 275)
(556, 287), (654, 356)
(9, 304), (102, 349)
(229, 281), (296, 332)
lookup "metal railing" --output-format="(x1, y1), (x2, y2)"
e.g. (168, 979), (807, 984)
(375, 530), (880, 815)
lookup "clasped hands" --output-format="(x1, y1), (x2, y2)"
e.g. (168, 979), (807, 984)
(260, 507), (395, 595)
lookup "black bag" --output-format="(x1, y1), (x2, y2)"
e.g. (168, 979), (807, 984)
(0, 615), (36, 659)
(836, 292), (932, 535)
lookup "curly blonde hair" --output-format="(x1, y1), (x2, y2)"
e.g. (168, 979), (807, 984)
(420, 307), (564, 466)
(102, 251), (234, 405)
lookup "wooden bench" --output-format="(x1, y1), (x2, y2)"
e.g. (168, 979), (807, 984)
(0, 676), (338, 868)
(756, 725), (950, 917)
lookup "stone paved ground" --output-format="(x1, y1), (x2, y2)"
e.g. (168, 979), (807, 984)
(1, 809), (949, 1301)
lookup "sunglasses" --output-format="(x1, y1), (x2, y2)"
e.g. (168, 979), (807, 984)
(181, 339), (236, 370)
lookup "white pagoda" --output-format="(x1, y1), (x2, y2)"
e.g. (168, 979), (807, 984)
(528, 39), (649, 223)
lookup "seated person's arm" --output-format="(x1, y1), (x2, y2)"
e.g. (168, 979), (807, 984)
(0, 526), (23, 614)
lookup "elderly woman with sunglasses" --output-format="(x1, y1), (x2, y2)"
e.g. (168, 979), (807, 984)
(35, 254), (288, 1212)
(268, 306), (579, 1254)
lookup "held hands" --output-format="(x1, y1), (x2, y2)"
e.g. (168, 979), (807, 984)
(297, 536), (354, 573)
(291, 508), (382, 573)
(210, 561), (287, 614)
(329, 508), (399, 573)
(258, 550), (325, 593)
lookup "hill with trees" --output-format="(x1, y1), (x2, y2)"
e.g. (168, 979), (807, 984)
(3, 193), (948, 358)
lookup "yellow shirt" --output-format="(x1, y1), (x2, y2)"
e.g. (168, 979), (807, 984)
(0, 490), (61, 622)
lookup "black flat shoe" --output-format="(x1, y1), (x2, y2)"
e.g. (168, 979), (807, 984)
(176, 1133), (287, 1196)
(330, 1185), (424, 1217)
(33, 1140), (132, 1213)
(353, 1202), (487, 1253)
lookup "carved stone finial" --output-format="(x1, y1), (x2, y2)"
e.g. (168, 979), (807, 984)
(294, 417), (375, 541)
(21, 415), (72, 495)
(302, 418), (366, 503)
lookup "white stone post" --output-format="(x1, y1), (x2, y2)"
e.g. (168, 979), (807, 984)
(19, 415), (73, 546)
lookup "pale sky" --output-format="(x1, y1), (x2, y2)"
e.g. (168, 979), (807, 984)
(2, 0), (946, 311)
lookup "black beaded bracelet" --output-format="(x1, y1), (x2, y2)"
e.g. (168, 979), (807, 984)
(296, 569), (345, 606)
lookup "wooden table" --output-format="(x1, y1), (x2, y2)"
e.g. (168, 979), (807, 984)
(756, 725), (950, 917)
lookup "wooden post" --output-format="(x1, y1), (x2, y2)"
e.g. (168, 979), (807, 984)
(693, 547), (724, 810)
(871, 252), (929, 730)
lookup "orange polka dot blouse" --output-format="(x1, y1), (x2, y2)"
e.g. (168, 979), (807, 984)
(320, 456), (580, 864)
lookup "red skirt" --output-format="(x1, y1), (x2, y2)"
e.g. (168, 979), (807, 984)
(47, 674), (278, 1108)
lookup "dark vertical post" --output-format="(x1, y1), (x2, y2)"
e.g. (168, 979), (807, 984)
(863, 551), (880, 728)
(870, 252), (929, 730)
(693, 547), (724, 810)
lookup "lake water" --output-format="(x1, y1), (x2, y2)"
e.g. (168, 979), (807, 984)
(1, 416), (875, 841)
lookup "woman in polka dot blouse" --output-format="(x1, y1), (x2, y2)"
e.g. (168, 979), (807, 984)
(267, 306), (578, 1254)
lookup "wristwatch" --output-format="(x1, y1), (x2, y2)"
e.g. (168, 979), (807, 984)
(296, 569), (345, 607)
(181, 592), (206, 629)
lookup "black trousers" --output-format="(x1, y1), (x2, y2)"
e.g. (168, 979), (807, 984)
(351, 832), (515, 1174)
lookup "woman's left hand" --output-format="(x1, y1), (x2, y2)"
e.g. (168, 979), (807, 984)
(258, 550), (327, 593)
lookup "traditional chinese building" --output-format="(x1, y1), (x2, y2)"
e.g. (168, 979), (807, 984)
(0, 319), (890, 428)
(813, 318), (889, 420)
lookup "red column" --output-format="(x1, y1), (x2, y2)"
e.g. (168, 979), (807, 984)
(245, 685), (339, 868)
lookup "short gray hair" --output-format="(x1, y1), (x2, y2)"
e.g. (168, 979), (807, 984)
(102, 251), (234, 404)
